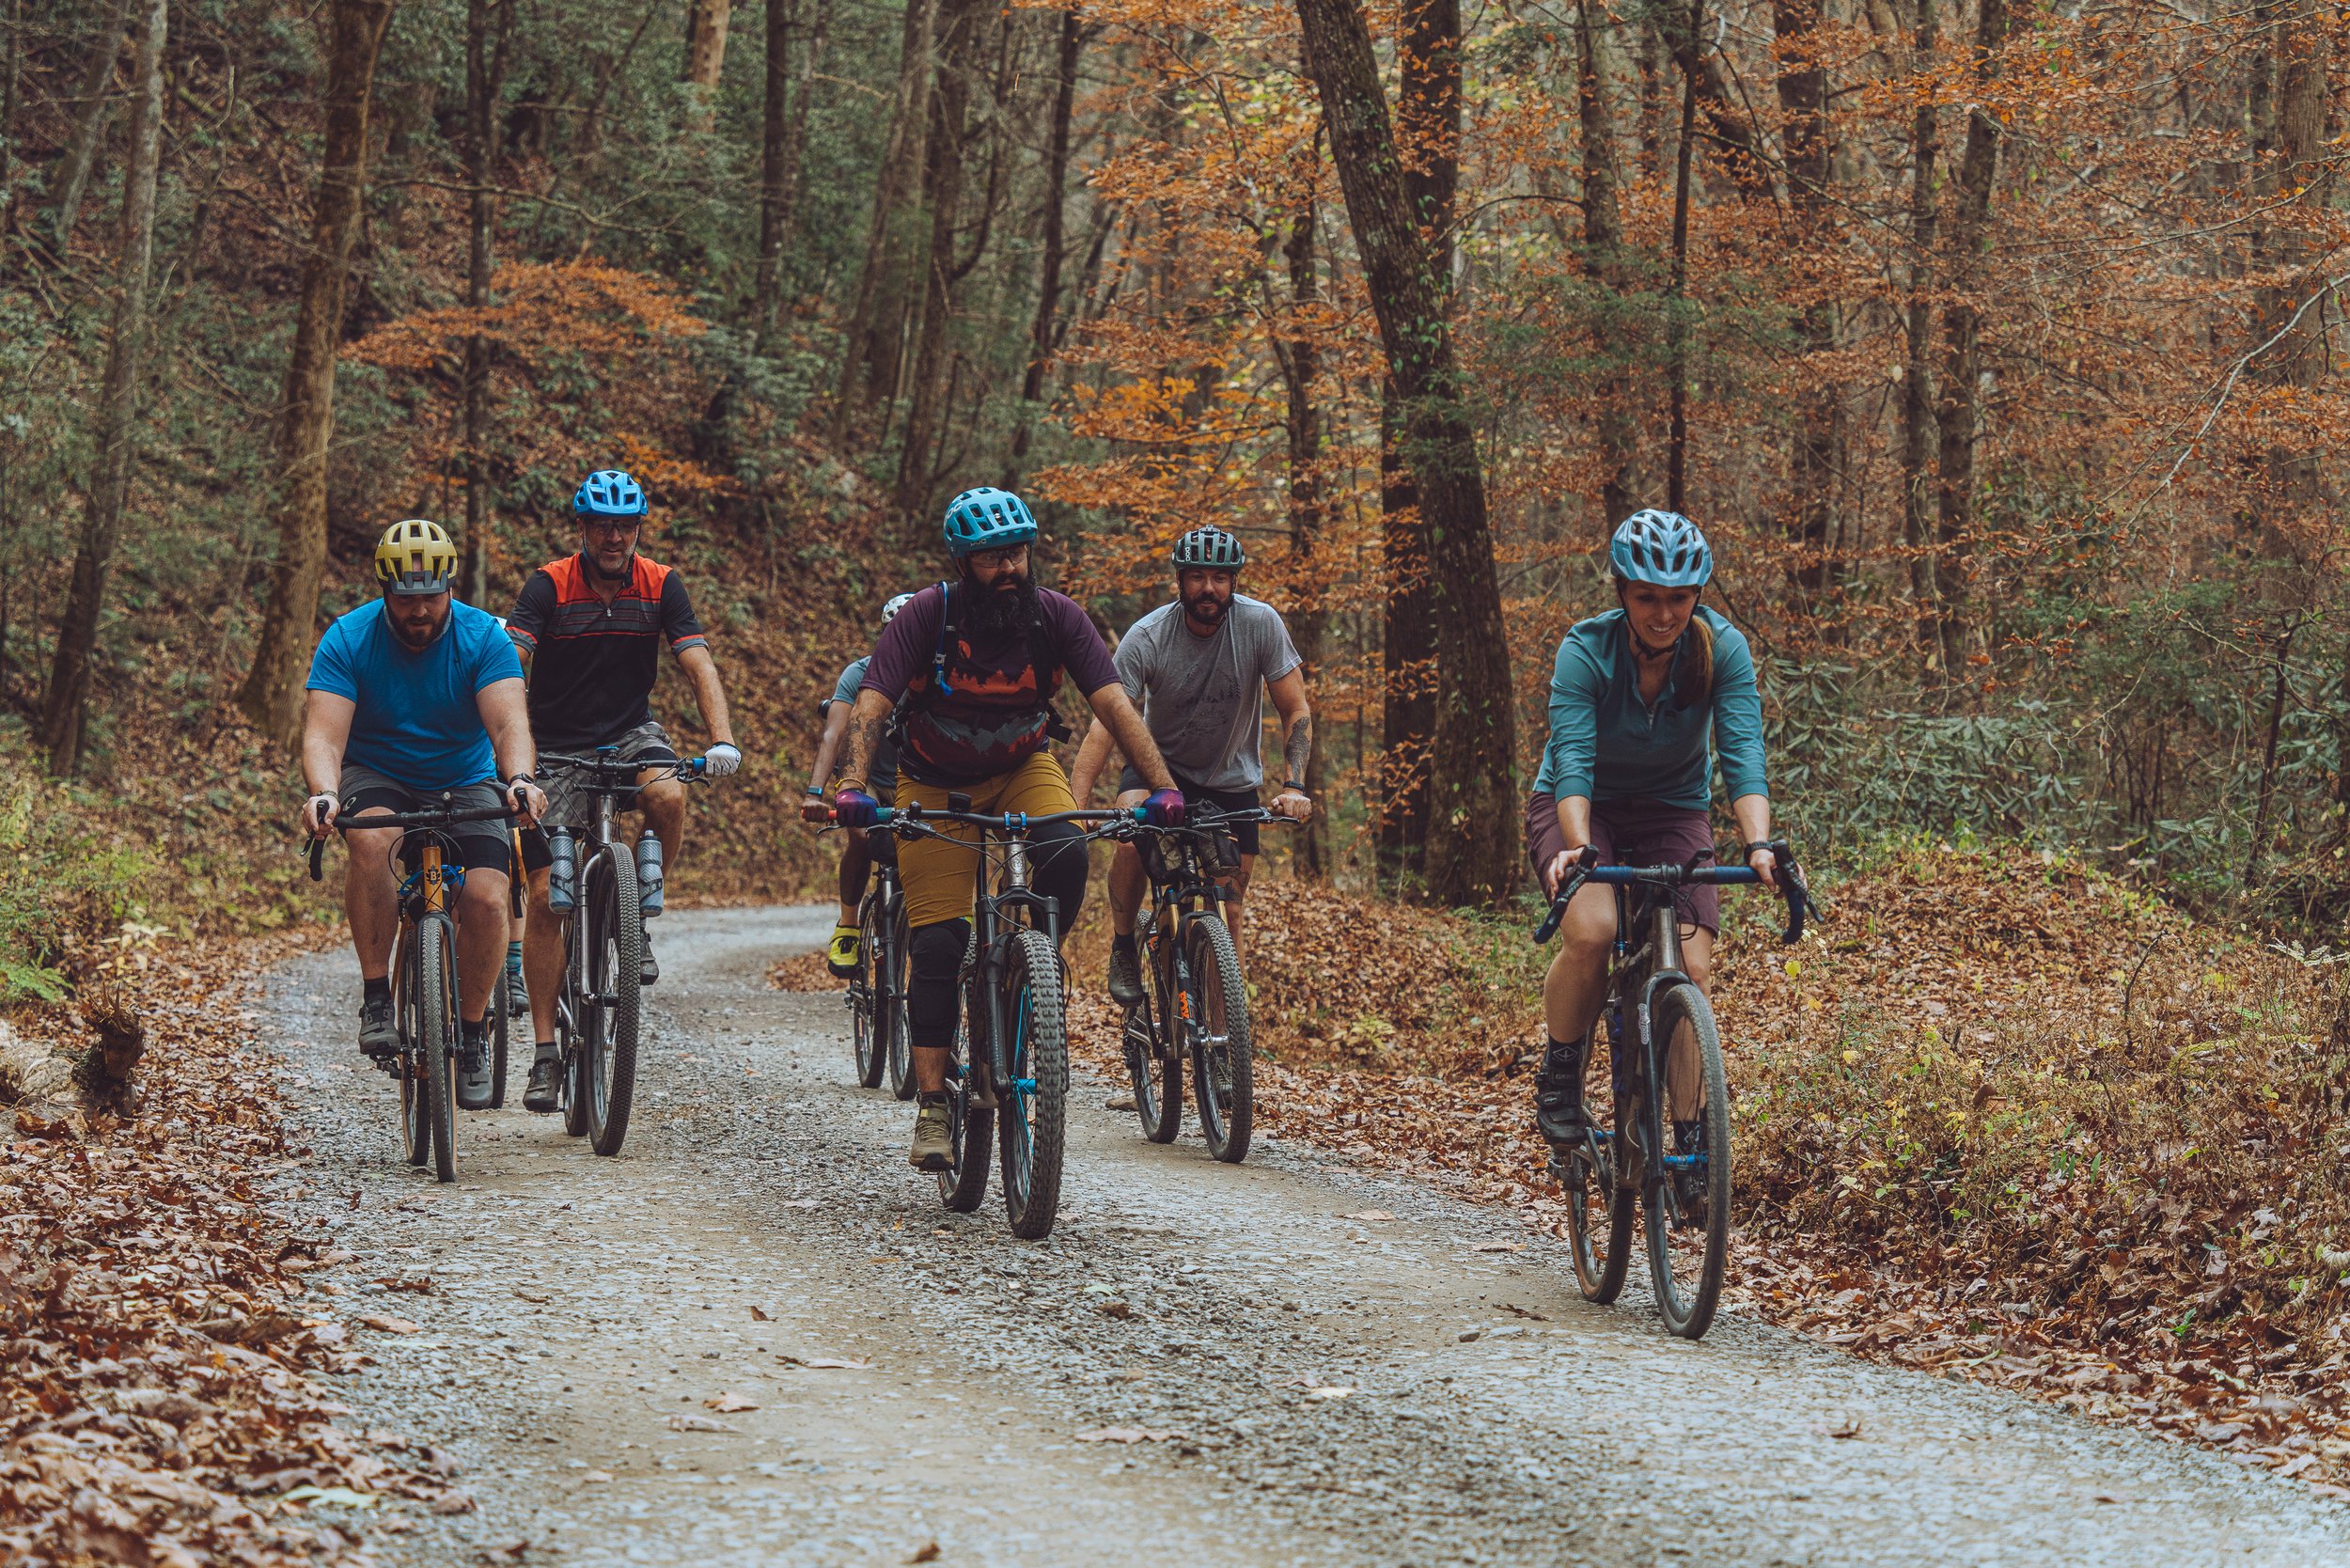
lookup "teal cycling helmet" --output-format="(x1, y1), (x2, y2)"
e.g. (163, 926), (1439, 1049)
(1171, 525), (1247, 571)
(574, 468), (648, 519)
(1608, 509), (1713, 588)
(941, 487), (1038, 556)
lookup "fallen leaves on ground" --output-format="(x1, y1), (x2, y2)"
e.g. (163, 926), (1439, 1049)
(704, 1392), (760, 1412)
(1, 932), (473, 1563)
(1075, 1426), (1184, 1443)
(769, 950), (847, 992)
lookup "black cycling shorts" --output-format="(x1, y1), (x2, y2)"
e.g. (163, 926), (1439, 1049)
(337, 765), (515, 875)
(1117, 765), (1262, 855)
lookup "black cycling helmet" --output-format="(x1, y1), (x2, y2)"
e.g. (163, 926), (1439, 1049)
(1171, 526), (1247, 571)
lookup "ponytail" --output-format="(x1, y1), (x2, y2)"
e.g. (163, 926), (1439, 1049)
(1672, 616), (1715, 710)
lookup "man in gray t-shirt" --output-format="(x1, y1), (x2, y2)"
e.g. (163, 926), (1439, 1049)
(1071, 526), (1314, 1006)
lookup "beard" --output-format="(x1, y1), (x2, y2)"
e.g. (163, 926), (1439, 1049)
(1181, 587), (1231, 627)
(963, 570), (1038, 637)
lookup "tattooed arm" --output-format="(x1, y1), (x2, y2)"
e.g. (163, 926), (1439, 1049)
(1267, 668), (1313, 820)
(838, 688), (894, 796)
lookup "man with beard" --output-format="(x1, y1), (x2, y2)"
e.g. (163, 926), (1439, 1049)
(300, 519), (547, 1105)
(505, 469), (743, 1113)
(1070, 525), (1313, 1006)
(832, 487), (1183, 1171)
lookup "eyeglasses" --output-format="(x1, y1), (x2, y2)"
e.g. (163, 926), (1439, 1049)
(967, 543), (1028, 572)
(582, 519), (641, 539)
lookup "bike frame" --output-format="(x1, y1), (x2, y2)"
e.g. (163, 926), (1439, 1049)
(540, 749), (705, 1037)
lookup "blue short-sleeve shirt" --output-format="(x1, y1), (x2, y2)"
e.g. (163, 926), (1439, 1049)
(306, 599), (524, 792)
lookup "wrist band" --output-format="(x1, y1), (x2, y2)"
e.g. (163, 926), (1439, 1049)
(805, 785), (825, 798)
(1281, 780), (1308, 793)
(1744, 839), (1774, 856)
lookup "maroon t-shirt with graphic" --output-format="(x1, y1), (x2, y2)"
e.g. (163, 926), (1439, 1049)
(859, 583), (1119, 787)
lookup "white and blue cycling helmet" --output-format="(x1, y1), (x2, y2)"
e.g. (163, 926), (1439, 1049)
(1608, 509), (1713, 588)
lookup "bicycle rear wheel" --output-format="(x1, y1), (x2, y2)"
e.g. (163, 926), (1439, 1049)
(1646, 981), (1731, 1339)
(936, 976), (992, 1213)
(1184, 915), (1252, 1163)
(1131, 914), (1181, 1143)
(586, 851), (645, 1157)
(885, 898), (915, 1101)
(488, 961), (510, 1110)
(395, 929), (430, 1166)
(416, 914), (459, 1184)
(996, 927), (1069, 1239)
(850, 891), (885, 1089)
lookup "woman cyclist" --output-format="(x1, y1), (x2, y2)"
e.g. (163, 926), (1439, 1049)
(1526, 510), (1778, 1156)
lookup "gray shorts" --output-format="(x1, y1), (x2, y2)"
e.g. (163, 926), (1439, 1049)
(521, 723), (679, 870)
(336, 761), (513, 873)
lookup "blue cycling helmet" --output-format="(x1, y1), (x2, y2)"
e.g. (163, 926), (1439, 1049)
(941, 487), (1039, 556)
(573, 468), (648, 519)
(1608, 509), (1713, 588)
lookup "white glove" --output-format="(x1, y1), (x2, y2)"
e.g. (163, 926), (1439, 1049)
(702, 743), (743, 778)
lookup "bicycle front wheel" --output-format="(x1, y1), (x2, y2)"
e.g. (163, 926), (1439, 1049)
(1132, 914), (1181, 1143)
(996, 928), (1069, 1239)
(851, 892), (885, 1089)
(488, 960), (510, 1110)
(937, 974), (992, 1213)
(1185, 915), (1252, 1163)
(416, 914), (459, 1184)
(395, 928), (430, 1167)
(586, 850), (645, 1157)
(1645, 982), (1731, 1339)
(885, 898), (915, 1101)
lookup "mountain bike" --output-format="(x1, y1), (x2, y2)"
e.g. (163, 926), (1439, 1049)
(842, 827), (913, 1098)
(869, 798), (1138, 1239)
(1532, 840), (1811, 1339)
(308, 797), (521, 1184)
(538, 749), (709, 1157)
(1113, 804), (1295, 1162)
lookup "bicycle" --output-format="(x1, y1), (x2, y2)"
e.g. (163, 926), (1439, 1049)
(1111, 804), (1295, 1162)
(838, 825), (913, 1099)
(307, 796), (521, 1184)
(1532, 839), (1811, 1339)
(537, 748), (709, 1157)
(864, 797), (1138, 1238)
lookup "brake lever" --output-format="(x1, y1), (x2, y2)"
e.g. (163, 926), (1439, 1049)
(1533, 869), (1590, 945)
(307, 836), (324, 883)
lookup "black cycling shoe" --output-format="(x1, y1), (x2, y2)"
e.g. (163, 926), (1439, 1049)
(1670, 1119), (1708, 1214)
(524, 1052), (561, 1113)
(640, 938), (659, 987)
(1533, 1036), (1590, 1148)
(1106, 941), (1145, 1008)
(456, 1029), (495, 1110)
(358, 994), (398, 1060)
(505, 966), (530, 1020)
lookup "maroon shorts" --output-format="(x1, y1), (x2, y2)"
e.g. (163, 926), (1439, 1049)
(1525, 792), (1720, 934)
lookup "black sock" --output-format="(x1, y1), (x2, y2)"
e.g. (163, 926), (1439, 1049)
(462, 1017), (487, 1044)
(363, 977), (390, 1005)
(1112, 932), (1136, 953)
(535, 1040), (559, 1059)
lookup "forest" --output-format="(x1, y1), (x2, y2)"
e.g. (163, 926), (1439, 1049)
(0, 0), (2342, 927)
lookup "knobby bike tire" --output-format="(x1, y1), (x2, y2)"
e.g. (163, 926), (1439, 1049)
(588, 850), (645, 1157)
(488, 964), (510, 1110)
(997, 928), (1069, 1240)
(1132, 913), (1181, 1144)
(851, 890), (885, 1089)
(396, 927), (430, 1167)
(558, 891), (590, 1139)
(1646, 982), (1731, 1340)
(1186, 915), (1253, 1164)
(937, 973), (993, 1213)
(416, 914), (459, 1184)
(1564, 1019), (1635, 1302)
(885, 896), (915, 1102)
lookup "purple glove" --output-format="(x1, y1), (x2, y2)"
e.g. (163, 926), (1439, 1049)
(834, 789), (881, 829)
(1142, 787), (1185, 828)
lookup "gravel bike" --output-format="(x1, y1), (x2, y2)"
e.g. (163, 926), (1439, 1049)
(842, 826), (913, 1098)
(869, 798), (1137, 1239)
(308, 797), (520, 1184)
(1533, 840), (1810, 1339)
(538, 749), (708, 1156)
(1112, 804), (1294, 1162)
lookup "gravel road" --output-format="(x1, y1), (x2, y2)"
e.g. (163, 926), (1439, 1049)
(258, 905), (2350, 1566)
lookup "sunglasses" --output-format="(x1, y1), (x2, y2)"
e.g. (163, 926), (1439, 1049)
(582, 519), (641, 539)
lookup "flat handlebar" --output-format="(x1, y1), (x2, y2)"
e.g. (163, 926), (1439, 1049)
(1533, 840), (1811, 947)
(306, 803), (520, 882)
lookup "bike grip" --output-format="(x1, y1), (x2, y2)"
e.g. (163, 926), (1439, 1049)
(1782, 884), (1808, 946)
(307, 837), (324, 883)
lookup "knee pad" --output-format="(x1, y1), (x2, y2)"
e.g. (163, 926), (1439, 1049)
(906, 919), (972, 1047)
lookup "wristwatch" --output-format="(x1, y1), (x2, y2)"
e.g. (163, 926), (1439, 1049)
(1744, 839), (1776, 857)
(805, 785), (825, 799)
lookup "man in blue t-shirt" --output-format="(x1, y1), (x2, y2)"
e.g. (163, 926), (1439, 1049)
(299, 520), (548, 1108)
(801, 592), (913, 975)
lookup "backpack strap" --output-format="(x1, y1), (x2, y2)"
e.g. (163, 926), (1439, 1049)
(885, 580), (955, 745)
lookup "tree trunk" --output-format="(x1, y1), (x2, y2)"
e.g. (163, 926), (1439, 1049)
(1932, 0), (2009, 678)
(1277, 184), (1329, 876)
(39, 0), (164, 776)
(459, 0), (504, 608)
(827, 0), (936, 445)
(2251, 0), (2329, 525)
(682, 0), (731, 128)
(1664, 0), (1702, 513)
(1898, 0), (1940, 653)
(3, 0), (24, 202)
(1575, 0), (1639, 529)
(754, 0), (803, 352)
(236, 0), (396, 749)
(889, 0), (983, 525)
(48, 0), (129, 245)
(1004, 4), (1081, 485)
(1777, 0), (1840, 609)
(1297, 0), (1516, 905)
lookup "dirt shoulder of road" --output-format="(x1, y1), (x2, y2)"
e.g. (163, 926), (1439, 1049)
(0, 930), (473, 1566)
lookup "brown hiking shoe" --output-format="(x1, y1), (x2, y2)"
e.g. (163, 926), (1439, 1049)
(909, 1094), (954, 1170)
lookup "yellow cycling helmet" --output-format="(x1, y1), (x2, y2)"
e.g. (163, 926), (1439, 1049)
(373, 518), (459, 596)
